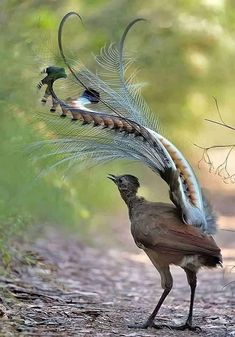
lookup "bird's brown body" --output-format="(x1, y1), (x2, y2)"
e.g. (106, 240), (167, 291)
(129, 198), (221, 271)
(108, 174), (222, 331)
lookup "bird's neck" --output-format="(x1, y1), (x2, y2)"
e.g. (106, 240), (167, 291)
(120, 190), (143, 208)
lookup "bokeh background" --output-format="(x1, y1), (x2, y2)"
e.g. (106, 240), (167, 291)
(1, 0), (235, 261)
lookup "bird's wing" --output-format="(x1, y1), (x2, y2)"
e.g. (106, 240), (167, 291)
(134, 205), (220, 257)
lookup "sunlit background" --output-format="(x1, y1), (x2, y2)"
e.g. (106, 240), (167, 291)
(1, 0), (235, 261)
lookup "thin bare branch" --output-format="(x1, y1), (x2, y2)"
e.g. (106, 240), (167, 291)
(205, 118), (235, 131)
(213, 96), (226, 125)
(215, 146), (234, 182)
(195, 143), (235, 183)
(205, 97), (235, 131)
(196, 99), (235, 182)
(194, 143), (235, 150)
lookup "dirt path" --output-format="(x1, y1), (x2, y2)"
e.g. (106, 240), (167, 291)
(0, 230), (234, 337)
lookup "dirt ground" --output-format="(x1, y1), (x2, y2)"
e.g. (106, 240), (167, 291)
(0, 228), (234, 337)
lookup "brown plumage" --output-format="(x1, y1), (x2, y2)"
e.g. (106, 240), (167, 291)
(108, 174), (222, 331)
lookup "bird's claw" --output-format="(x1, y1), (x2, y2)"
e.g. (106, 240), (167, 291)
(128, 321), (201, 332)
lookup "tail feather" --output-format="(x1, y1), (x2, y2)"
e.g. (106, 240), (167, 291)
(201, 190), (217, 234)
(34, 12), (217, 235)
(200, 254), (222, 268)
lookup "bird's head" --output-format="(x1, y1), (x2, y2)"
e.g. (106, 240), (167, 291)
(40, 66), (67, 83)
(107, 174), (140, 196)
(45, 66), (67, 79)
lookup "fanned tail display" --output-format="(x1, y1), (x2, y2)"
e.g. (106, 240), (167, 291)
(34, 12), (217, 235)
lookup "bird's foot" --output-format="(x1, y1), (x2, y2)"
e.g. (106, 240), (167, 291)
(168, 322), (201, 332)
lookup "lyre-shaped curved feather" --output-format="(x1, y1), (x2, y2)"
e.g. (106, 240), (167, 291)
(34, 12), (216, 234)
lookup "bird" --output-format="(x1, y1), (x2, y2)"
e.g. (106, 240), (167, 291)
(107, 174), (222, 330)
(34, 12), (222, 330)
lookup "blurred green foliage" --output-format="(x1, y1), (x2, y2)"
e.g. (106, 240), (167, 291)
(1, 0), (235, 257)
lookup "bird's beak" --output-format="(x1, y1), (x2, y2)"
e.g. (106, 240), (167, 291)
(107, 174), (117, 183)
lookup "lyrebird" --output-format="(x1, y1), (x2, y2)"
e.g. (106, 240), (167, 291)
(35, 12), (222, 331)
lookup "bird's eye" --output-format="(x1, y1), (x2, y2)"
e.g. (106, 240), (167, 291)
(119, 178), (123, 184)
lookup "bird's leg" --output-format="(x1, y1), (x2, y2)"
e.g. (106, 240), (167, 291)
(186, 269), (197, 327)
(41, 86), (50, 104)
(128, 288), (172, 329)
(128, 266), (173, 329)
(50, 96), (59, 112)
(169, 269), (201, 332)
